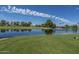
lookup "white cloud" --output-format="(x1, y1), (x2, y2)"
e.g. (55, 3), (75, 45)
(0, 7), (9, 12)
(8, 5), (11, 10)
(0, 5), (72, 24)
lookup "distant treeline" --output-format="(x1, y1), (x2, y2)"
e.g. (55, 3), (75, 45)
(64, 24), (78, 30)
(0, 19), (78, 29)
(0, 19), (56, 28)
(0, 20), (32, 27)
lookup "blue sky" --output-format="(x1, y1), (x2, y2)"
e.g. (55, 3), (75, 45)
(0, 5), (79, 26)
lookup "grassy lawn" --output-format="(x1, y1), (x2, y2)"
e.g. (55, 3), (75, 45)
(0, 34), (79, 54)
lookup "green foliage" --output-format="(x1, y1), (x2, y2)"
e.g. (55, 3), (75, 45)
(42, 19), (56, 28)
(27, 21), (32, 27)
(65, 25), (69, 28)
(71, 25), (78, 30)
(0, 20), (7, 26)
(21, 22), (27, 26)
(64, 24), (70, 29)
(0, 20), (32, 27)
(0, 19), (56, 28)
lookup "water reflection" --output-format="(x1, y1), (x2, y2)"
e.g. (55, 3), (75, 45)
(0, 28), (78, 35)
(0, 29), (32, 33)
(72, 28), (78, 33)
(0, 28), (79, 39)
(64, 28), (69, 32)
(42, 29), (55, 35)
(64, 28), (78, 33)
(0, 29), (6, 33)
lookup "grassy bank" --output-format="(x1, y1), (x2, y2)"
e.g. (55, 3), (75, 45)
(0, 26), (49, 30)
(0, 34), (79, 54)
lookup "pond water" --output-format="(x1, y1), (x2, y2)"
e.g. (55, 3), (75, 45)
(0, 28), (79, 38)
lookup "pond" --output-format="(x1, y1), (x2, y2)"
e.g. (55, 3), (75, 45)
(0, 28), (79, 38)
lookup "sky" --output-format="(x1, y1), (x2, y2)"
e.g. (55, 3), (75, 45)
(0, 5), (79, 26)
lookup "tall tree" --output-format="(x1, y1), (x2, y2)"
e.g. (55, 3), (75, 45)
(21, 22), (27, 26)
(0, 20), (7, 26)
(72, 25), (78, 30)
(6, 21), (10, 26)
(44, 19), (56, 28)
(65, 24), (70, 29)
(27, 21), (32, 27)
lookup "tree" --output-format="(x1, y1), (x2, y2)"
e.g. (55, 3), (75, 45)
(78, 22), (79, 27)
(71, 25), (78, 30)
(12, 21), (20, 26)
(21, 22), (27, 26)
(41, 24), (46, 27)
(35, 24), (41, 27)
(65, 24), (70, 29)
(15, 22), (20, 26)
(44, 19), (56, 28)
(71, 25), (78, 32)
(0, 20), (7, 26)
(10, 21), (14, 26)
(6, 21), (10, 26)
(27, 21), (32, 27)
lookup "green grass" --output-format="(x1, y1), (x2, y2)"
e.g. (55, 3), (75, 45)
(0, 26), (49, 30)
(0, 34), (79, 54)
